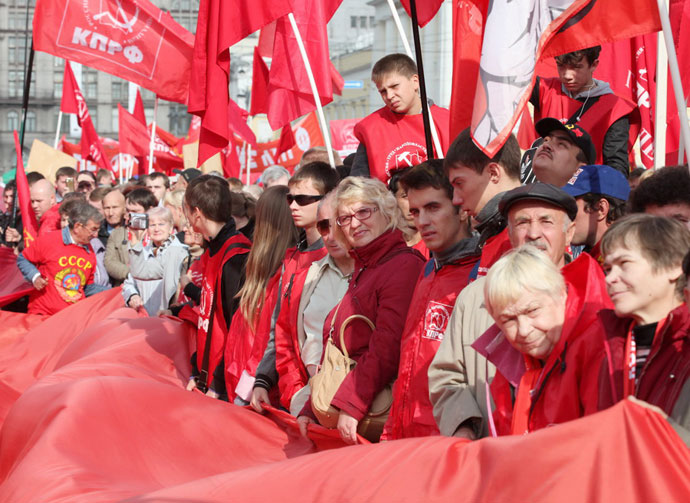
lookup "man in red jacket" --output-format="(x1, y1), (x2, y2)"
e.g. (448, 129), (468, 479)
(17, 201), (105, 315)
(381, 160), (479, 440)
(352, 54), (450, 183)
(249, 162), (339, 411)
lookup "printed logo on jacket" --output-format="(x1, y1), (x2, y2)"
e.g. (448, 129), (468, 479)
(54, 255), (93, 303)
(422, 301), (453, 341)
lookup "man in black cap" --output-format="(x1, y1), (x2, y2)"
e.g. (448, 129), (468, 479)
(173, 168), (203, 191)
(528, 118), (597, 188)
(429, 182), (578, 440)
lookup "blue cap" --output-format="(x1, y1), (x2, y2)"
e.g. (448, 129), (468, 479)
(562, 165), (630, 201)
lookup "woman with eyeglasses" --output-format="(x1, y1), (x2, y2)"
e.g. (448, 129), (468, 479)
(297, 177), (426, 444)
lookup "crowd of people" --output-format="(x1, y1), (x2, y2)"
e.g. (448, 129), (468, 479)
(1, 48), (689, 447)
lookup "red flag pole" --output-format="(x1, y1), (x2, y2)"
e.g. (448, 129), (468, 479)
(286, 13), (336, 168)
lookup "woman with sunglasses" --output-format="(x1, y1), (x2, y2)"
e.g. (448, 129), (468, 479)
(298, 177), (426, 444)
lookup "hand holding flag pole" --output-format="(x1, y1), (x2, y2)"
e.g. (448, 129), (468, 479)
(286, 12), (336, 168)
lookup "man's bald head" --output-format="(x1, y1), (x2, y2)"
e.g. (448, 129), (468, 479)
(102, 189), (126, 227)
(30, 179), (56, 220)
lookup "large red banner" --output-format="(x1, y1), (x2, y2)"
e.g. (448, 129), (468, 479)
(33, 0), (194, 104)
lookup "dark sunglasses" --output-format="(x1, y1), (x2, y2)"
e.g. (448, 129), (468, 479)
(287, 194), (324, 206)
(316, 218), (331, 236)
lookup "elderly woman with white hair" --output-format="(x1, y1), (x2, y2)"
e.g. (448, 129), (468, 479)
(474, 245), (611, 436)
(297, 177), (425, 443)
(122, 206), (189, 316)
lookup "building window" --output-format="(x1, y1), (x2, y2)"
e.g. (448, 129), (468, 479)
(369, 16), (376, 28)
(7, 111), (19, 132)
(26, 111), (36, 132)
(112, 81), (124, 101)
(350, 16), (357, 28)
(54, 71), (63, 98)
(83, 70), (98, 99)
(55, 111), (70, 134)
(8, 35), (28, 65)
(360, 16), (366, 28)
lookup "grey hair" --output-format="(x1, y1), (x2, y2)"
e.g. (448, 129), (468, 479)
(68, 201), (104, 229)
(147, 205), (174, 226)
(262, 165), (290, 185)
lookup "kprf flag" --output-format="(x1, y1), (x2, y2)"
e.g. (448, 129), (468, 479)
(266, 0), (343, 130)
(33, 0), (194, 104)
(464, 0), (661, 157)
(13, 131), (38, 249)
(60, 61), (113, 173)
(189, 0), (292, 167)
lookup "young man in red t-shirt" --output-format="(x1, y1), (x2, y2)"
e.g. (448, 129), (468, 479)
(17, 201), (105, 315)
(352, 54), (450, 183)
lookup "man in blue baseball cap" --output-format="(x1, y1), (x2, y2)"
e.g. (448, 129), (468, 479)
(562, 164), (630, 264)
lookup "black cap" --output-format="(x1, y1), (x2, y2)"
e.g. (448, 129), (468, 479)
(535, 118), (597, 165)
(173, 168), (202, 183)
(499, 183), (578, 221)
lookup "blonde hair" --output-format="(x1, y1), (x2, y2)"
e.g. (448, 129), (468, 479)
(163, 189), (185, 209)
(484, 245), (565, 316)
(237, 185), (298, 328)
(334, 176), (414, 245)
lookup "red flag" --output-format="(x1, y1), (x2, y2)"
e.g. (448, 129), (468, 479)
(228, 99), (257, 147)
(250, 47), (270, 116)
(448, 0), (489, 140)
(258, 23), (277, 58)
(222, 139), (242, 178)
(276, 125), (296, 157)
(12, 131), (38, 249)
(266, 0), (343, 130)
(400, 0), (444, 27)
(189, 0), (292, 167)
(60, 62), (112, 173)
(118, 104), (182, 165)
(33, 0), (194, 103)
(466, 0), (661, 157)
(134, 89), (147, 125)
(330, 62), (344, 96)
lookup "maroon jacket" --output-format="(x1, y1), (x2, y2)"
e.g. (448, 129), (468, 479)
(598, 304), (690, 417)
(310, 229), (425, 421)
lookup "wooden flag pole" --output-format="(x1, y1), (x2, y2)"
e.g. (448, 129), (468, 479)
(246, 142), (252, 185)
(287, 12), (336, 168)
(148, 96), (159, 174)
(657, 0), (690, 167)
(388, 0), (442, 158)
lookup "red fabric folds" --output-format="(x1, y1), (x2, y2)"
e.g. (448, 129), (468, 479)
(0, 248), (33, 308)
(266, 0), (343, 130)
(189, 0), (291, 166)
(250, 46), (270, 116)
(400, 0), (444, 27)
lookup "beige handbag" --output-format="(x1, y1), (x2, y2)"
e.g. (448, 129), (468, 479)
(310, 304), (393, 442)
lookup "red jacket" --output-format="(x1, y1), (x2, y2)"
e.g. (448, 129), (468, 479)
(195, 233), (251, 390)
(382, 246), (479, 440)
(354, 106), (450, 183)
(474, 253), (612, 435)
(21, 229), (96, 315)
(313, 230), (425, 421)
(275, 266), (311, 409)
(598, 304), (690, 417)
